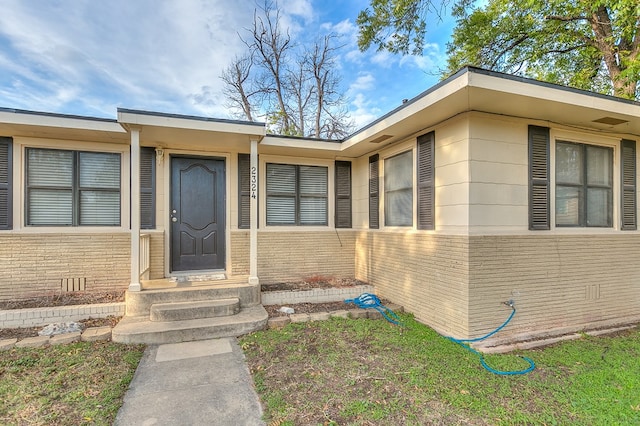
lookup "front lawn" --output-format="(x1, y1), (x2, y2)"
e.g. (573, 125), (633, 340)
(0, 342), (144, 425)
(240, 314), (640, 425)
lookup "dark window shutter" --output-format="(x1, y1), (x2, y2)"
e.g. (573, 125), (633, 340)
(238, 153), (251, 229)
(417, 131), (435, 230)
(621, 139), (636, 230)
(335, 161), (352, 228)
(140, 147), (156, 229)
(528, 126), (550, 230)
(369, 154), (379, 229)
(0, 137), (12, 230)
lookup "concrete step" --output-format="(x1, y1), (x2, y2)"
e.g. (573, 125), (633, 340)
(126, 282), (260, 317)
(112, 305), (268, 345)
(150, 298), (240, 322)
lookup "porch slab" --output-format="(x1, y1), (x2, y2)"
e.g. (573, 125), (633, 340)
(112, 305), (268, 345)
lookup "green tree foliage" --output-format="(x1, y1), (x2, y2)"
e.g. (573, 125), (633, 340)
(357, 0), (445, 55)
(357, 0), (640, 99)
(446, 0), (640, 99)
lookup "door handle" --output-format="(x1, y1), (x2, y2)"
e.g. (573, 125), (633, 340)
(171, 217), (177, 222)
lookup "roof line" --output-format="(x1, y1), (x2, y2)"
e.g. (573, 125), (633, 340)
(117, 107), (266, 127)
(345, 66), (640, 142)
(0, 106), (117, 123)
(344, 67), (470, 141)
(467, 66), (640, 106)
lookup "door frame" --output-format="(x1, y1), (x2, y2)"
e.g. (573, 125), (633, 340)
(163, 150), (231, 277)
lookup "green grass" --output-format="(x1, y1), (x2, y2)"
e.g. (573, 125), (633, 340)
(0, 341), (144, 425)
(240, 315), (640, 425)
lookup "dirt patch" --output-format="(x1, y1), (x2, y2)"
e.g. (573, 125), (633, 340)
(0, 315), (121, 341)
(0, 290), (125, 310)
(261, 277), (366, 292)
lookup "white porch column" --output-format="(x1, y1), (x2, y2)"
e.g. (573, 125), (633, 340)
(129, 127), (142, 291)
(248, 138), (259, 285)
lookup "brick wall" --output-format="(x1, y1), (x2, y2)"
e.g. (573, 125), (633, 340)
(355, 231), (470, 337)
(468, 234), (640, 339)
(231, 231), (249, 276)
(148, 231), (165, 279)
(256, 230), (356, 284)
(0, 233), (130, 301)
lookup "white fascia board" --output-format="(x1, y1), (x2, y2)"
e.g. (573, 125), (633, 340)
(261, 135), (342, 151)
(117, 109), (266, 137)
(0, 109), (125, 133)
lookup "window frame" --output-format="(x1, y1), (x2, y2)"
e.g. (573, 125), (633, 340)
(383, 149), (414, 227)
(25, 147), (122, 227)
(554, 140), (614, 228)
(265, 162), (329, 227)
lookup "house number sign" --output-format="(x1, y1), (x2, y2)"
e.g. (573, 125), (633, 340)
(250, 166), (258, 199)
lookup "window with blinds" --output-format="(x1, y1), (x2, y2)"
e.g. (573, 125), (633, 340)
(384, 150), (413, 226)
(266, 163), (327, 226)
(26, 148), (121, 226)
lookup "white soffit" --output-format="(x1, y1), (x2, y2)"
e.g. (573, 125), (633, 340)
(341, 68), (640, 158)
(467, 71), (640, 135)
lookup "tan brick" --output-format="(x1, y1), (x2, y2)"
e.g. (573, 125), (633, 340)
(268, 317), (291, 329)
(329, 310), (349, 318)
(0, 233), (131, 302)
(81, 326), (112, 342)
(0, 338), (17, 350)
(15, 336), (50, 348)
(309, 312), (331, 322)
(348, 309), (369, 319)
(289, 313), (310, 323)
(50, 332), (81, 345)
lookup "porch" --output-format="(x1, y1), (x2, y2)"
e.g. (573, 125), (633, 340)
(112, 275), (268, 344)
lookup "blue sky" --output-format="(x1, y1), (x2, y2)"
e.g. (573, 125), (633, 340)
(0, 0), (456, 128)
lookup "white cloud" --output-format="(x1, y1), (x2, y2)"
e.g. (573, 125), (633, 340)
(350, 92), (381, 128)
(0, 0), (451, 126)
(348, 73), (375, 93)
(0, 0), (256, 117)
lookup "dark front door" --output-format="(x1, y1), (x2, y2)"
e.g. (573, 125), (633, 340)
(170, 156), (225, 272)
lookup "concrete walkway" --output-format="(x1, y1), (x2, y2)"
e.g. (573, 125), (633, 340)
(115, 338), (265, 426)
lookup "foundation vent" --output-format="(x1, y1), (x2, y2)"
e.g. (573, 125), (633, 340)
(61, 277), (87, 292)
(585, 284), (600, 300)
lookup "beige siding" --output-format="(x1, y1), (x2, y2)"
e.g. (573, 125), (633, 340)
(355, 231), (470, 337)
(435, 116), (471, 231)
(468, 234), (640, 338)
(468, 114), (528, 231)
(0, 233), (130, 301)
(257, 231), (356, 284)
(352, 156), (369, 229)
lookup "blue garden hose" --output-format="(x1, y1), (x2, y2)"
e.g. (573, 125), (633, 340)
(344, 293), (534, 375)
(447, 303), (535, 375)
(344, 293), (404, 326)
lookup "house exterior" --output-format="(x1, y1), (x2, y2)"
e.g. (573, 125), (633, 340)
(1, 67), (639, 343)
